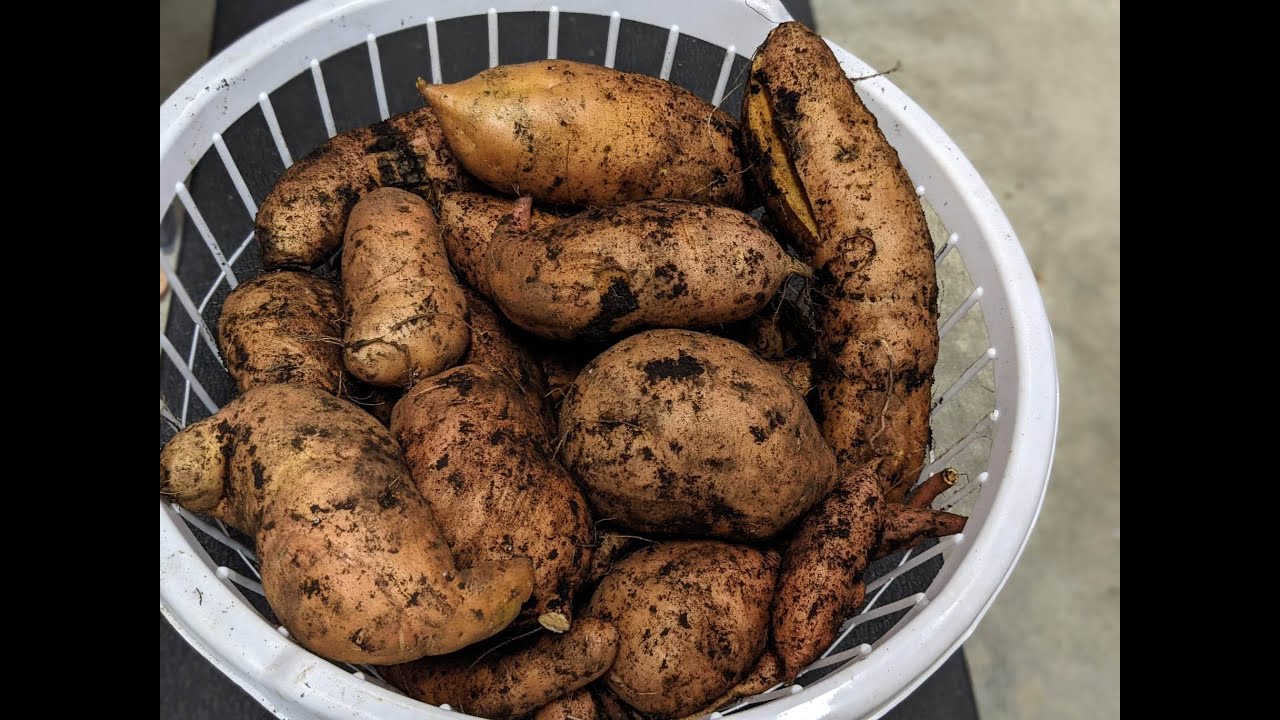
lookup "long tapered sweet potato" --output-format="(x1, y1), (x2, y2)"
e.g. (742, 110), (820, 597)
(255, 106), (475, 268)
(383, 618), (620, 719)
(772, 465), (882, 679)
(743, 22), (940, 500)
(392, 365), (593, 629)
(487, 198), (810, 341)
(461, 287), (557, 435)
(873, 503), (967, 560)
(437, 191), (562, 296)
(159, 384), (533, 664)
(418, 61), (746, 207)
(216, 271), (344, 394)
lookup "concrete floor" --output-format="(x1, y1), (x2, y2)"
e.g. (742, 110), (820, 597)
(160, 2), (1119, 718)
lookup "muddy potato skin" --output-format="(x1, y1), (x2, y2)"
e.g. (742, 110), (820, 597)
(560, 330), (836, 540)
(419, 61), (745, 207)
(586, 541), (778, 718)
(383, 617), (619, 719)
(216, 271), (344, 394)
(342, 188), (470, 387)
(675, 650), (784, 720)
(488, 200), (805, 341)
(158, 385), (534, 664)
(255, 106), (474, 268)
(744, 22), (939, 498)
(534, 690), (600, 720)
(461, 287), (557, 435)
(392, 364), (593, 626)
(438, 191), (561, 296)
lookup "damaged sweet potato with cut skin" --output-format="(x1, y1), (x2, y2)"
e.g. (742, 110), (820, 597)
(382, 618), (619, 719)
(159, 384), (533, 664)
(216, 270), (344, 394)
(255, 106), (475, 269)
(418, 61), (746, 208)
(560, 330), (836, 541)
(743, 21), (940, 500)
(437, 191), (563, 297)
(487, 198), (811, 342)
(342, 188), (470, 388)
(587, 541), (777, 719)
(392, 364), (593, 630)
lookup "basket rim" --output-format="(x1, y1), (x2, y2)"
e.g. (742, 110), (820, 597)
(159, 2), (1058, 719)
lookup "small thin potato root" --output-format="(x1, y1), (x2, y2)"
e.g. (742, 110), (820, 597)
(487, 198), (810, 342)
(255, 106), (474, 268)
(216, 271), (344, 394)
(159, 384), (533, 664)
(342, 188), (469, 387)
(437, 191), (562, 296)
(534, 690), (599, 720)
(382, 618), (620, 719)
(419, 61), (746, 207)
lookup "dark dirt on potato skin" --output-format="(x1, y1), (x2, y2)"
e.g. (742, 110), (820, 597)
(585, 541), (777, 718)
(159, 384), (534, 665)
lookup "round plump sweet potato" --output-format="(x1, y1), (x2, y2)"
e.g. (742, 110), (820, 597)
(487, 199), (809, 341)
(383, 618), (619, 719)
(560, 330), (836, 540)
(392, 365), (593, 628)
(586, 541), (777, 718)
(342, 187), (469, 387)
(437, 191), (562, 296)
(159, 384), (533, 664)
(418, 61), (746, 207)
(216, 271), (344, 394)
(255, 106), (474, 268)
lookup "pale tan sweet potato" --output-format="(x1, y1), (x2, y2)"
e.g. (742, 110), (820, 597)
(561, 330), (835, 540)
(392, 364), (593, 628)
(743, 21), (940, 500)
(418, 61), (746, 207)
(383, 618), (619, 719)
(587, 541), (777, 718)
(342, 188), (469, 387)
(437, 191), (562, 296)
(216, 271), (344, 394)
(159, 384), (533, 664)
(255, 106), (475, 268)
(487, 199), (810, 341)
(460, 287), (556, 435)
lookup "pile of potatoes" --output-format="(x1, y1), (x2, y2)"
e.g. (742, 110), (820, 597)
(159, 22), (967, 719)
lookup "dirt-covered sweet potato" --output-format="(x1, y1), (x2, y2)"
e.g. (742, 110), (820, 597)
(534, 690), (599, 720)
(418, 61), (746, 207)
(383, 618), (619, 719)
(743, 22), (939, 500)
(587, 541), (777, 718)
(392, 364), (593, 629)
(255, 106), (475, 268)
(216, 271), (344, 394)
(770, 357), (815, 397)
(772, 465), (882, 679)
(461, 287), (556, 435)
(159, 384), (533, 664)
(487, 199), (810, 342)
(438, 191), (562, 296)
(560, 330), (835, 540)
(342, 188), (469, 387)
(675, 650), (784, 720)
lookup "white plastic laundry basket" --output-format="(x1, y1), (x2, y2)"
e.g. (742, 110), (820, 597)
(158, 1), (1058, 718)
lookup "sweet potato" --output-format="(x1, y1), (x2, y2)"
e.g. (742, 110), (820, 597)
(743, 22), (939, 499)
(437, 191), (561, 296)
(561, 330), (835, 540)
(873, 503), (967, 560)
(487, 199), (810, 341)
(534, 690), (599, 720)
(255, 106), (474, 268)
(906, 468), (959, 509)
(216, 271), (344, 394)
(342, 188), (469, 387)
(392, 365), (593, 628)
(418, 61), (746, 207)
(772, 465), (882, 679)
(583, 531), (643, 590)
(769, 357), (815, 397)
(158, 384), (533, 663)
(460, 287), (556, 435)
(383, 618), (619, 719)
(587, 541), (777, 718)
(676, 650), (784, 720)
